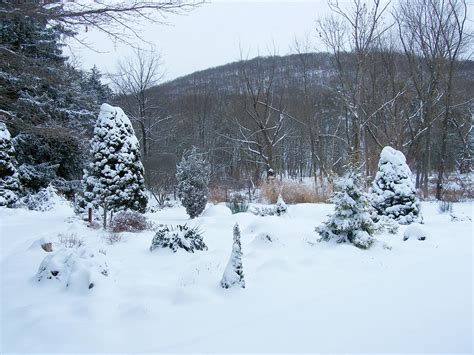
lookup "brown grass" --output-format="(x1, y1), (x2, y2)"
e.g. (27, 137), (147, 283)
(208, 186), (228, 203)
(259, 180), (332, 204)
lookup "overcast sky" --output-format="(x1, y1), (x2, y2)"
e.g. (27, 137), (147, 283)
(67, 0), (332, 82)
(67, 0), (473, 82)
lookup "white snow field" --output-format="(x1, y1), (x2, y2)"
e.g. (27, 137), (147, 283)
(1, 200), (472, 353)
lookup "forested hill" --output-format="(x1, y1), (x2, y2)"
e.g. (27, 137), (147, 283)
(151, 52), (335, 97)
(125, 51), (473, 194)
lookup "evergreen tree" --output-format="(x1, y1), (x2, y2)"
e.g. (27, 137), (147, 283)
(316, 169), (376, 249)
(370, 146), (422, 224)
(82, 104), (148, 217)
(0, 123), (21, 206)
(275, 194), (288, 216)
(176, 147), (211, 218)
(221, 223), (245, 289)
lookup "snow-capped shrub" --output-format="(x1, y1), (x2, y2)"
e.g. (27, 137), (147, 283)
(176, 147), (211, 219)
(403, 224), (427, 241)
(450, 212), (471, 222)
(21, 185), (58, 211)
(109, 210), (152, 233)
(373, 214), (399, 234)
(17, 163), (57, 193)
(36, 247), (108, 291)
(275, 195), (288, 216)
(149, 224), (207, 253)
(221, 223), (245, 289)
(370, 146), (422, 225)
(81, 104), (148, 216)
(316, 170), (376, 249)
(57, 233), (85, 248)
(226, 193), (249, 214)
(0, 122), (21, 207)
(250, 195), (287, 217)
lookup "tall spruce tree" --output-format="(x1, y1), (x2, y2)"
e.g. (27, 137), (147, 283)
(370, 146), (422, 224)
(0, 123), (21, 207)
(221, 223), (245, 289)
(316, 169), (376, 249)
(176, 147), (211, 218)
(82, 104), (147, 218)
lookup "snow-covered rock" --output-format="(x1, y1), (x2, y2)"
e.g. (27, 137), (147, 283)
(202, 203), (232, 217)
(36, 247), (108, 292)
(403, 224), (427, 241)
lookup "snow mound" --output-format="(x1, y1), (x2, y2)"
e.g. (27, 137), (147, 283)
(250, 233), (280, 248)
(202, 203), (232, 217)
(403, 224), (427, 241)
(36, 247), (108, 292)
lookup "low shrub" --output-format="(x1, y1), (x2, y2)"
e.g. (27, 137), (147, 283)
(150, 224), (207, 253)
(109, 211), (152, 233)
(226, 193), (249, 214)
(104, 233), (122, 245)
(250, 195), (288, 217)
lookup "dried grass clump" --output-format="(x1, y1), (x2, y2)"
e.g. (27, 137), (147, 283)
(57, 233), (85, 248)
(259, 180), (331, 204)
(208, 186), (227, 203)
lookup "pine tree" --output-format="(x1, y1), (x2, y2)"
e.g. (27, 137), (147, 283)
(176, 147), (211, 218)
(82, 104), (148, 218)
(316, 169), (375, 249)
(370, 146), (422, 224)
(221, 223), (245, 289)
(275, 194), (288, 216)
(0, 123), (21, 207)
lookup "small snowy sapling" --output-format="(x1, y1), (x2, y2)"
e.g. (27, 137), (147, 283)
(176, 147), (211, 218)
(316, 169), (376, 249)
(221, 223), (245, 289)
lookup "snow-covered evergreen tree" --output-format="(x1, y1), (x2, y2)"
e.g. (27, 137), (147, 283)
(370, 146), (422, 224)
(221, 223), (245, 289)
(275, 194), (288, 216)
(176, 147), (211, 218)
(316, 169), (375, 249)
(0, 123), (21, 207)
(82, 104), (147, 216)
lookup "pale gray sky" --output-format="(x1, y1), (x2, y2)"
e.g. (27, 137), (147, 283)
(67, 0), (473, 82)
(67, 0), (331, 82)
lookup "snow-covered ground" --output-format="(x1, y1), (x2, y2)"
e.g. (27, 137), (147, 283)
(1, 200), (472, 353)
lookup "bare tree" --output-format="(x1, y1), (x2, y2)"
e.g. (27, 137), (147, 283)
(1, 1), (204, 46)
(396, 0), (470, 198)
(317, 0), (392, 167)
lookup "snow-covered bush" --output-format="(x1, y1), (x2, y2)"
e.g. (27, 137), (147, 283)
(109, 210), (153, 233)
(316, 170), (376, 249)
(36, 247), (108, 291)
(104, 233), (122, 245)
(149, 224), (207, 253)
(275, 195), (288, 216)
(250, 195), (287, 217)
(0, 122), (21, 207)
(81, 104), (148, 216)
(372, 214), (399, 235)
(176, 147), (211, 219)
(221, 223), (245, 289)
(21, 185), (58, 211)
(370, 146), (422, 224)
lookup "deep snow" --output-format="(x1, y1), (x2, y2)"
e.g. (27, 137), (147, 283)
(0, 200), (472, 353)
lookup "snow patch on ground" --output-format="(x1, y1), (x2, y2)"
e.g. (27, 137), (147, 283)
(0, 201), (472, 352)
